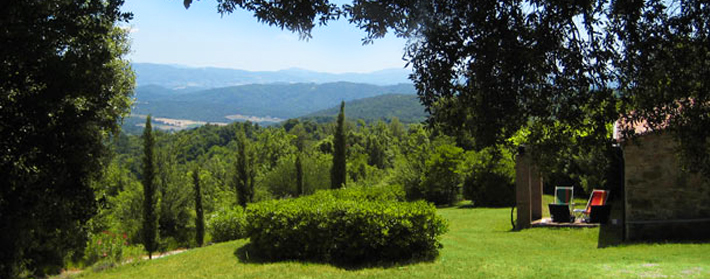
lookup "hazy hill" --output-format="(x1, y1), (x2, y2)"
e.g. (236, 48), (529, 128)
(303, 94), (427, 124)
(131, 82), (416, 123)
(133, 63), (412, 89)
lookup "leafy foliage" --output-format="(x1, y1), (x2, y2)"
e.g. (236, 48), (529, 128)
(0, 1), (134, 276)
(393, 127), (464, 205)
(462, 147), (516, 207)
(418, 143), (465, 206)
(392, 126), (430, 201)
(245, 186), (447, 264)
(189, 0), (341, 39)
(331, 184), (406, 202)
(83, 231), (142, 268)
(260, 154), (299, 198)
(207, 207), (248, 243)
(86, 156), (144, 247)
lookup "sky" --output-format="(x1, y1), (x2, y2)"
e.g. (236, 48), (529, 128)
(120, 0), (409, 73)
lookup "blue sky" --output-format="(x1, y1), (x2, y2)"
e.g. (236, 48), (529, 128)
(120, 0), (409, 73)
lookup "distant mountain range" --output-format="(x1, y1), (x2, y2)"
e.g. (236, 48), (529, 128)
(132, 82), (417, 123)
(133, 63), (412, 89)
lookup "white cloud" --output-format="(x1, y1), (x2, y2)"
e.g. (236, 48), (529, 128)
(119, 25), (140, 34)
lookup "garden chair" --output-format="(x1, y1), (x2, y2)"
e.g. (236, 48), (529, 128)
(549, 186), (575, 223)
(573, 189), (610, 222)
(553, 186), (574, 207)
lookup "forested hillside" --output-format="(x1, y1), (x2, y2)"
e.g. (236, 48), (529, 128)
(131, 82), (416, 122)
(303, 94), (427, 123)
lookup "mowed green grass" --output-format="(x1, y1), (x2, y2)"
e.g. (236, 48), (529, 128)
(73, 202), (710, 279)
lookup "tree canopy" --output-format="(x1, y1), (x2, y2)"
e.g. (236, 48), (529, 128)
(185, 0), (709, 177)
(0, 0), (134, 276)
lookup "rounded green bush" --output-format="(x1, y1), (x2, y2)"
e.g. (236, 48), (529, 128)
(207, 207), (247, 243)
(245, 185), (448, 263)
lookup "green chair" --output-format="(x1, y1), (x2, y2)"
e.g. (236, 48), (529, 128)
(549, 186), (575, 223)
(554, 186), (574, 206)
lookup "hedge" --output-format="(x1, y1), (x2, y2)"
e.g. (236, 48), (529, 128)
(245, 186), (447, 263)
(330, 184), (406, 202)
(207, 207), (247, 243)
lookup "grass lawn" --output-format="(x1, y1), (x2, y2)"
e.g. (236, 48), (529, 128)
(70, 200), (710, 279)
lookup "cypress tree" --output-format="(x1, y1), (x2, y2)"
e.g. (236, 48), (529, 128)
(235, 129), (254, 207)
(295, 154), (303, 196)
(193, 166), (204, 247)
(331, 101), (347, 189)
(142, 115), (159, 259)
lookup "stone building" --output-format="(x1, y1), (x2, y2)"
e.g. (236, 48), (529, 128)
(621, 131), (710, 241)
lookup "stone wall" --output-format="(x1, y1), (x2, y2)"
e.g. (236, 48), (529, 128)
(623, 132), (710, 241)
(515, 149), (543, 230)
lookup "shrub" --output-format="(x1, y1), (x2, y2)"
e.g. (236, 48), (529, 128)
(261, 154), (298, 198)
(246, 186), (448, 264)
(418, 143), (464, 205)
(207, 207), (247, 243)
(262, 152), (332, 198)
(463, 170), (515, 207)
(331, 184), (406, 202)
(394, 136), (465, 205)
(461, 147), (516, 207)
(392, 153), (426, 201)
(83, 231), (143, 267)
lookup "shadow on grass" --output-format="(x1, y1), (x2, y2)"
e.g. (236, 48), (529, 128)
(598, 220), (624, 248)
(233, 243), (438, 270)
(598, 192), (625, 248)
(593, 196), (708, 248)
(456, 201), (514, 210)
(457, 203), (476, 209)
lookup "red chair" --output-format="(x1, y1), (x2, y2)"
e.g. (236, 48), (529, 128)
(573, 189), (609, 222)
